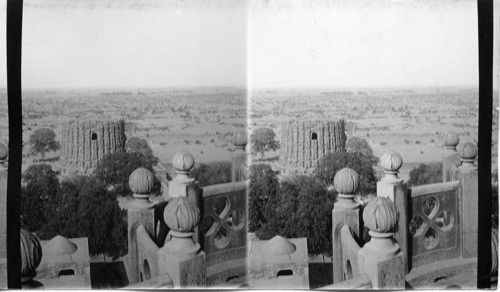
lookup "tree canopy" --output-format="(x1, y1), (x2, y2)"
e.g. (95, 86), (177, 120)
(125, 137), (159, 166)
(191, 161), (232, 188)
(248, 164), (279, 233)
(28, 128), (60, 161)
(250, 128), (280, 161)
(346, 136), (379, 165)
(314, 151), (377, 195)
(93, 152), (160, 197)
(407, 162), (442, 187)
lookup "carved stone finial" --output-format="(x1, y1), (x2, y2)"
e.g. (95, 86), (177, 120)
(0, 142), (7, 170)
(444, 131), (460, 149)
(128, 167), (155, 209)
(457, 142), (477, 169)
(163, 197), (200, 234)
(334, 168), (359, 194)
(129, 167), (154, 195)
(380, 151), (403, 183)
(172, 150), (195, 174)
(234, 130), (248, 149)
(20, 229), (42, 283)
(333, 168), (360, 209)
(363, 197), (398, 234)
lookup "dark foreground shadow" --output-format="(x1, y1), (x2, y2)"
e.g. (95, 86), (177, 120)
(309, 262), (333, 289)
(90, 261), (129, 289)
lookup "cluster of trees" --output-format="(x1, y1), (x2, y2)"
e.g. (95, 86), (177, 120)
(191, 161), (232, 187)
(249, 140), (378, 256)
(21, 164), (127, 260)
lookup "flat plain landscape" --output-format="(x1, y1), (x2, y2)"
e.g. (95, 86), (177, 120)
(0, 87), (496, 178)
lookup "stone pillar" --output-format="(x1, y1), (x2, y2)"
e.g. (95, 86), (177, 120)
(457, 142), (478, 259)
(231, 131), (248, 182)
(377, 150), (409, 272)
(168, 150), (200, 242)
(127, 168), (156, 285)
(332, 168), (362, 284)
(0, 143), (7, 288)
(442, 131), (460, 182)
(158, 197), (206, 288)
(358, 197), (405, 289)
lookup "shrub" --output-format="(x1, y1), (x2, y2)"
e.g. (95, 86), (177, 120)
(191, 161), (232, 188)
(407, 162), (442, 187)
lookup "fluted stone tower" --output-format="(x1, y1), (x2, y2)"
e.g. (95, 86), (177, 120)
(280, 119), (346, 174)
(60, 119), (126, 173)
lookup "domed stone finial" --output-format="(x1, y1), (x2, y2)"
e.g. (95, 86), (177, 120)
(172, 150), (195, 174)
(444, 131), (460, 149)
(380, 151), (403, 183)
(164, 197), (200, 233)
(457, 142), (477, 170)
(0, 142), (7, 161)
(0, 142), (7, 170)
(234, 131), (248, 149)
(20, 229), (43, 283)
(361, 197), (400, 258)
(363, 197), (398, 234)
(333, 168), (360, 210)
(128, 167), (155, 209)
(334, 168), (360, 194)
(129, 167), (154, 195)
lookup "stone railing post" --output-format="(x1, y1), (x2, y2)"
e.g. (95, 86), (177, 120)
(158, 197), (206, 288)
(127, 168), (156, 284)
(231, 131), (248, 182)
(457, 142), (478, 259)
(442, 131), (460, 182)
(168, 150), (198, 205)
(358, 197), (405, 289)
(0, 143), (7, 288)
(332, 168), (362, 284)
(377, 150), (409, 272)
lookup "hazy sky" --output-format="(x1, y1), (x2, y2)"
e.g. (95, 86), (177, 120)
(0, 0), (486, 89)
(19, 0), (247, 88)
(249, 0), (479, 88)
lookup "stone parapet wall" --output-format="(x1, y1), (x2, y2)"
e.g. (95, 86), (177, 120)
(280, 119), (346, 174)
(60, 119), (126, 171)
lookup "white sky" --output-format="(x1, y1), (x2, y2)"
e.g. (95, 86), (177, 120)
(0, 0), (486, 89)
(249, 0), (479, 88)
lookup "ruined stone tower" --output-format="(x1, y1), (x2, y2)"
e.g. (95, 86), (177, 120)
(60, 119), (126, 172)
(280, 119), (346, 174)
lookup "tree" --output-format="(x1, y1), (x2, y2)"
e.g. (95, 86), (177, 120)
(40, 176), (127, 260)
(314, 152), (377, 196)
(21, 164), (60, 232)
(250, 128), (280, 161)
(346, 136), (379, 165)
(191, 161), (232, 188)
(407, 162), (442, 187)
(29, 128), (60, 161)
(126, 137), (159, 166)
(248, 164), (279, 232)
(93, 152), (160, 197)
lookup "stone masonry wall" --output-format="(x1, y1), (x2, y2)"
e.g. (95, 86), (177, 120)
(60, 120), (126, 171)
(280, 120), (346, 174)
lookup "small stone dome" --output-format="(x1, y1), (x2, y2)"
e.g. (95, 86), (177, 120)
(334, 168), (359, 194)
(444, 131), (460, 147)
(234, 131), (248, 147)
(0, 142), (7, 160)
(458, 142), (477, 160)
(20, 229), (42, 281)
(380, 151), (403, 172)
(363, 197), (398, 233)
(44, 235), (78, 256)
(261, 235), (296, 256)
(129, 167), (154, 194)
(164, 197), (200, 232)
(172, 150), (195, 172)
